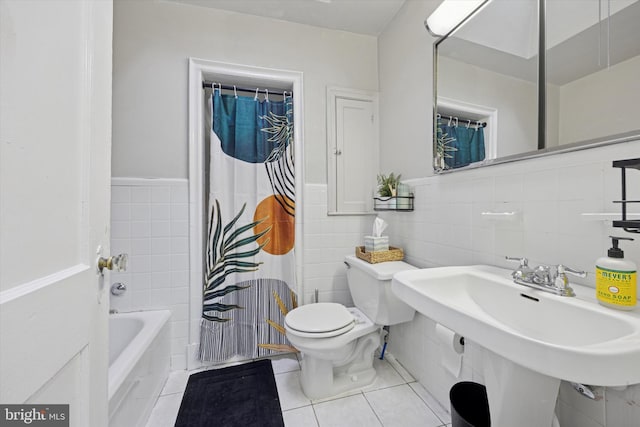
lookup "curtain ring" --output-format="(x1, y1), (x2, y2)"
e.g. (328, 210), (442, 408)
(448, 116), (452, 126)
(233, 85), (238, 98)
(466, 119), (471, 128)
(254, 88), (259, 101)
(476, 120), (482, 128)
(454, 117), (459, 127)
(265, 89), (269, 103)
(437, 113), (441, 120)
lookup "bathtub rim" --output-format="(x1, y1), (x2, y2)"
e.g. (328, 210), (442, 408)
(108, 309), (171, 401)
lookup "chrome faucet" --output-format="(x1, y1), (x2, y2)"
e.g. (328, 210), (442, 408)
(506, 257), (586, 297)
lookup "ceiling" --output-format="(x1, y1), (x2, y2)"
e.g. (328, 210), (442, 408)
(166, 0), (407, 36)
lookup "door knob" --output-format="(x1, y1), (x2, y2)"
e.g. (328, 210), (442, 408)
(97, 253), (128, 275)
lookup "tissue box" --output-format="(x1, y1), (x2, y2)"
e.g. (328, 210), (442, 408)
(364, 235), (389, 252)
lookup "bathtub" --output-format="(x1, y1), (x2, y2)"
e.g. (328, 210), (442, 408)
(108, 310), (171, 427)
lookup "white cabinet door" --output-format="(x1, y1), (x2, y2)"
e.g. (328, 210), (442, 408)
(0, 1), (113, 426)
(327, 88), (378, 214)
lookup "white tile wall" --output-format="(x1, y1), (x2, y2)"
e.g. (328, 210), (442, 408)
(302, 184), (376, 305)
(384, 139), (640, 427)
(110, 178), (190, 370)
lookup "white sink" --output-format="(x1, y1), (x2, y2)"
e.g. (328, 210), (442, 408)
(392, 265), (640, 427)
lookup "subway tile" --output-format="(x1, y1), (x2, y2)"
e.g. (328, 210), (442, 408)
(131, 238), (151, 255)
(131, 187), (151, 204)
(131, 272), (152, 291)
(111, 221), (131, 239)
(129, 255), (151, 274)
(171, 220), (189, 237)
(523, 168), (559, 201)
(151, 237), (172, 255)
(131, 204), (151, 221)
(151, 271), (172, 289)
(171, 237), (189, 254)
(150, 288), (172, 307)
(151, 254), (172, 273)
(111, 203), (130, 221)
(151, 204), (171, 221)
(170, 304), (189, 321)
(151, 221), (171, 237)
(171, 186), (189, 204)
(171, 254), (189, 271)
(171, 270), (190, 287)
(151, 186), (171, 204)
(170, 204), (189, 221)
(170, 286), (190, 304)
(111, 186), (131, 204)
(131, 221), (151, 238)
(111, 238), (131, 256)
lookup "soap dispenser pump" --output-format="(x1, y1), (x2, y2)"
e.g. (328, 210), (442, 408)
(596, 236), (637, 310)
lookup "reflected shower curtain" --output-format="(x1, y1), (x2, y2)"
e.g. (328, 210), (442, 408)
(199, 90), (297, 362)
(438, 119), (486, 169)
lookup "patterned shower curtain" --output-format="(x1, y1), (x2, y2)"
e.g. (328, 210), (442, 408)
(199, 89), (297, 362)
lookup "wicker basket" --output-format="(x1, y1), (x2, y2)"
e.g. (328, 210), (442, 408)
(355, 246), (404, 264)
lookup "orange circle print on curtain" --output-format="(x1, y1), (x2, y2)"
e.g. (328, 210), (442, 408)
(253, 194), (295, 255)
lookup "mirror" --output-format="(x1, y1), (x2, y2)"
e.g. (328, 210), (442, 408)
(433, 0), (640, 172)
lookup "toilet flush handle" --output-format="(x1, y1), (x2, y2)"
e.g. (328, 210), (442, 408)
(344, 261), (351, 269)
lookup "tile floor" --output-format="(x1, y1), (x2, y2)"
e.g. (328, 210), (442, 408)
(145, 353), (452, 427)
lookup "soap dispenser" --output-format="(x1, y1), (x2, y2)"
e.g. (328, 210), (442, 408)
(596, 236), (637, 310)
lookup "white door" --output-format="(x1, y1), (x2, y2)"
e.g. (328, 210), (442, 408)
(0, 1), (113, 426)
(335, 97), (377, 213)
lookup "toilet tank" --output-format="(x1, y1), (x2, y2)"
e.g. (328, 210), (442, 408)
(344, 255), (417, 325)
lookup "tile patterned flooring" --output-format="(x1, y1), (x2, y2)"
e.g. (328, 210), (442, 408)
(145, 353), (452, 427)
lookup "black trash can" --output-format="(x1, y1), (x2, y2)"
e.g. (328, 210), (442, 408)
(450, 382), (491, 427)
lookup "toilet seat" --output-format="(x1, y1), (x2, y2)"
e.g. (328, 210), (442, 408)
(285, 303), (355, 338)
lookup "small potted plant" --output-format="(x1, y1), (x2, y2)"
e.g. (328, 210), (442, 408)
(376, 173), (401, 208)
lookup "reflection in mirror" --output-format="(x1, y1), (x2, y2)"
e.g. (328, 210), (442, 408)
(546, 0), (640, 147)
(435, 0), (539, 171)
(432, 0), (640, 173)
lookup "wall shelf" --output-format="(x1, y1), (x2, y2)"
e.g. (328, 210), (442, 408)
(612, 158), (640, 233)
(373, 195), (414, 212)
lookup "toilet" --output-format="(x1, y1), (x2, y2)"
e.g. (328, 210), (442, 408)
(284, 255), (417, 399)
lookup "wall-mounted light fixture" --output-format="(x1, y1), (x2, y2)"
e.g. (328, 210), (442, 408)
(424, 0), (489, 37)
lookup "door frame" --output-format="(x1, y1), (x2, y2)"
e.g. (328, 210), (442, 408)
(186, 58), (304, 369)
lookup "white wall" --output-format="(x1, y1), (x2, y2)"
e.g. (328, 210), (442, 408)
(112, 0), (378, 184)
(379, 1), (640, 426)
(558, 54), (640, 145)
(112, 0), (379, 369)
(438, 56), (538, 158)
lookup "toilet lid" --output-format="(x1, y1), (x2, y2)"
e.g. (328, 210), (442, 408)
(285, 303), (355, 337)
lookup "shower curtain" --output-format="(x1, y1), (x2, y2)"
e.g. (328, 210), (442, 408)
(199, 89), (297, 362)
(438, 119), (486, 169)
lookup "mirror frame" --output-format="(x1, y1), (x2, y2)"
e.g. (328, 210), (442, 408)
(432, 0), (640, 173)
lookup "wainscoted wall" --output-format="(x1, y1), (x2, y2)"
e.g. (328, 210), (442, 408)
(111, 180), (373, 370)
(110, 178), (190, 370)
(382, 139), (640, 427)
(302, 184), (374, 305)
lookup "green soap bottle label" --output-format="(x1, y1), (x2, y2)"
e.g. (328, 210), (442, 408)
(596, 266), (637, 306)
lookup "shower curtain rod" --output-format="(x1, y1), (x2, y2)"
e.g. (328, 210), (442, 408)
(438, 113), (487, 128)
(202, 81), (293, 95)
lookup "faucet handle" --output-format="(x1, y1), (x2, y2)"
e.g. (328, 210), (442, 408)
(505, 256), (530, 268)
(506, 256), (534, 280)
(557, 264), (587, 278)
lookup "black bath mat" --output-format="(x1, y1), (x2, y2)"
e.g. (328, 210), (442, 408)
(175, 359), (284, 427)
